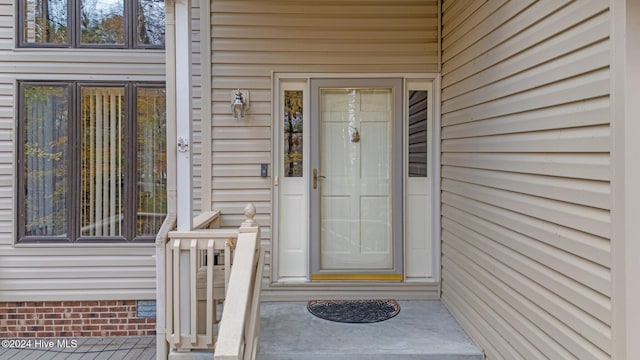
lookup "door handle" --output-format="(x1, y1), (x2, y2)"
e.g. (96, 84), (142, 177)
(313, 169), (318, 189)
(313, 169), (326, 189)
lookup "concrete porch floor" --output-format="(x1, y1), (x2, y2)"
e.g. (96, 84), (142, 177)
(4, 301), (482, 360)
(258, 300), (483, 360)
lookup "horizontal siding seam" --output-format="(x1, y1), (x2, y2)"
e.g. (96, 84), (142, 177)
(442, 267), (550, 359)
(442, 1), (607, 84)
(442, 40), (610, 112)
(441, 218), (612, 325)
(442, 12), (610, 100)
(441, 166), (610, 210)
(441, 190), (611, 269)
(442, 244), (610, 358)
(441, 97), (610, 138)
(442, 203), (611, 296)
(442, 178), (611, 238)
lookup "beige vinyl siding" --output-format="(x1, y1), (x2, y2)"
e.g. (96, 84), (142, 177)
(0, 0), (10, 50)
(0, 77), (10, 239)
(0, 0), (164, 300)
(191, 0), (204, 213)
(0, 0), (15, 245)
(440, 1), (611, 359)
(0, 246), (156, 301)
(210, 0), (439, 290)
(0, 1), (10, 241)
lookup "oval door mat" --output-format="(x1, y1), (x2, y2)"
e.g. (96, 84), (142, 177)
(307, 299), (400, 324)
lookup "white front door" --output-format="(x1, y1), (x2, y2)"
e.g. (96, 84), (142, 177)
(310, 78), (403, 280)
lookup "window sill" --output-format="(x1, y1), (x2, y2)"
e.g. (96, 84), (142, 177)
(13, 242), (155, 249)
(12, 47), (165, 54)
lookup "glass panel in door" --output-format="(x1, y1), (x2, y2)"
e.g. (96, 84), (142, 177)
(318, 87), (394, 270)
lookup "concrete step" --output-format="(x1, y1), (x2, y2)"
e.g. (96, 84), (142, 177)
(257, 300), (483, 360)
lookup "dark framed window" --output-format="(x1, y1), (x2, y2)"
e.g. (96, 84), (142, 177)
(17, 81), (167, 243)
(18, 0), (165, 48)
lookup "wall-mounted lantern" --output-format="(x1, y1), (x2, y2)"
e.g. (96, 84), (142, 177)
(231, 89), (249, 119)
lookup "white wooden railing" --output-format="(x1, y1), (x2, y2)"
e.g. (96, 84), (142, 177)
(165, 229), (235, 350)
(162, 204), (263, 359)
(214, 205), (264, 360)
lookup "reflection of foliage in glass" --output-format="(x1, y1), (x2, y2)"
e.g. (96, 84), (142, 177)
(136, 87), (167, 236)
(284, 90), (303, 177)
(24, 142), (63, 161)
(24, 0), (68, 43)
(22, 0), (165, 47)
(81, 0), (125, 44)
(23, 85), (69, 236)
(137, 0), (165, 46)
(20, 83), (167, 242)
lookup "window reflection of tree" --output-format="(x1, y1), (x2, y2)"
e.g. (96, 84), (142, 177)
(81, 0), (125, 44)
(20, 83), (167, 242)
(23, 85), (69, 236)
(284, 90), (303, 177)
(24, 0), (165, 46)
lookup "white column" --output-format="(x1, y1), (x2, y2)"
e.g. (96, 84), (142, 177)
(174, 0), (194, 348)
(157, 0), (177, 358)
(612, 0), (640, 359)
(175, 0), (193, 231)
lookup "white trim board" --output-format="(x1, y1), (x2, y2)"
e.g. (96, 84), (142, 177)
(271, 73), (442, 286)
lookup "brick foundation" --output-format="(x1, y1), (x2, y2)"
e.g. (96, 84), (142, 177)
(0, 300), (156, 338)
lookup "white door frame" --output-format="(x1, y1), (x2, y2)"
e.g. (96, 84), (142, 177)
(272, 73), (442, 284)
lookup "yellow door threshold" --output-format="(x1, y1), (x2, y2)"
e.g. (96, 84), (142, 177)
(311, 273), (403, 281)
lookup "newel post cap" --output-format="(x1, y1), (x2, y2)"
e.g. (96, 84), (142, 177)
(240, 203), (259, 233)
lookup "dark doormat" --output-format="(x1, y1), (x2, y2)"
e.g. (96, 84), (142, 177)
(307, 299), (400, 324)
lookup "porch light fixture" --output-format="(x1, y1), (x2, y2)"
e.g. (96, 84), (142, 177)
(231, 89), (249, 118)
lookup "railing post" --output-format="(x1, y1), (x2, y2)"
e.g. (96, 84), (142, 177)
(156, 215), (176, 360)
(165, 223), (239, 354)
(214, 203), (262, 360)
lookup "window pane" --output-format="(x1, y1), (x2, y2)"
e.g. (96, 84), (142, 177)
(22, 85), (69, 237)
(136, 87), (166, 236)
(80, 87), (125, 237)
(284, 90), (303, 177)
(136, 0), (165, 46)
(408, 90), (428, 177)
(80, 0), (125, 45)
(23, 0), (68, 44)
